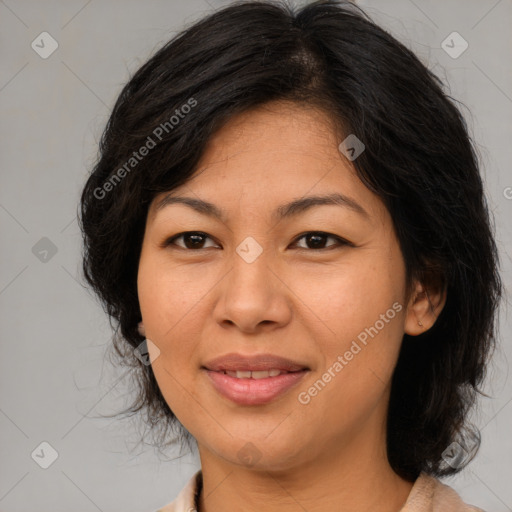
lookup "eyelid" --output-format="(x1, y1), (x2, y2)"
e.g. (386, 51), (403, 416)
(162, 231), (353, 250)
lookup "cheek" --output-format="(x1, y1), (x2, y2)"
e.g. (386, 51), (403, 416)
(137, 252), (203, 337)
(296, 305), (404, 442)
(137, 252), (208, 403)
(292, 254), (400, 344)
(293, 254), (404, 407)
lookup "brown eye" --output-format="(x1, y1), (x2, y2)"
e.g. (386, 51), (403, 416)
(292, 232), (350, 250)
(164, 232), (218, 250)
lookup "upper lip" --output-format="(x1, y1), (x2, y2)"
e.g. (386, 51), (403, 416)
(202, 353), (310, 372)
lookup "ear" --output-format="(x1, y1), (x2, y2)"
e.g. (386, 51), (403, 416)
(404, 273), (447, 336)
(137, 321), (146, 337)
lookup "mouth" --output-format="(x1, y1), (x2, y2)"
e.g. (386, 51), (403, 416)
(203, 369), (309, 406)
(201, 353), (310, 406)
(214, 369), (303, 379)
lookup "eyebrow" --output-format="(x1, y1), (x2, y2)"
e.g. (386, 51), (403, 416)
(154, 192), (370, 223)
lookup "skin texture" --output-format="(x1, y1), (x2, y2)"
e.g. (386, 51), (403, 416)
(137, 101), (446, 512)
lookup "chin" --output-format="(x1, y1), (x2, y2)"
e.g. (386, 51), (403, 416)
(208, 434), (312, 472)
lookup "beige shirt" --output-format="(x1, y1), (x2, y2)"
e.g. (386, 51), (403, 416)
(156, 470), (485, 512)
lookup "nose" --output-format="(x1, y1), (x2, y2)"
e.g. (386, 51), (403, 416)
(212, 246), (293, 334)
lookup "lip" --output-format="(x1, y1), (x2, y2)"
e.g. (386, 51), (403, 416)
(204, 368), (309, 405)
(202, 352), (310, 406)
(202, 352), (309, 372)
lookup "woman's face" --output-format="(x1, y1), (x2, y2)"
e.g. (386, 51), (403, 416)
(137, 101), (419, 472)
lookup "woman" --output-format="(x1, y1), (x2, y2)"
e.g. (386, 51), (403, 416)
(79, 1), (503, 511)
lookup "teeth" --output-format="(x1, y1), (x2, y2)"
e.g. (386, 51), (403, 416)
(224, 369), (285, 379)
(235, 370), (252, 379)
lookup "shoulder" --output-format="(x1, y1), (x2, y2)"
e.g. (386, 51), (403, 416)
(401, 472), (486, 512)
(154, 470), (202, 512)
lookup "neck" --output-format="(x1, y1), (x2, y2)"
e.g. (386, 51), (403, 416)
(196, 423), (414, 512)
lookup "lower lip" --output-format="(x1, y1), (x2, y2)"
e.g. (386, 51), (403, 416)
(204, 369), (308, 405)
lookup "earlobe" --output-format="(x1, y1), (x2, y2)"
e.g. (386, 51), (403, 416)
(138, 321), (146, 337)
(404, 280), (447, 336)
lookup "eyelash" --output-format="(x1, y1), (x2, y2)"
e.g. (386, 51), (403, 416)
(161, 231), (352, 252)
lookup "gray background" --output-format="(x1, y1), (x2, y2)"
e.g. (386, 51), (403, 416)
(1, 0), (511, 511)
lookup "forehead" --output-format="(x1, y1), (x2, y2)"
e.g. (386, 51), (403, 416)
(148, 101), (386, 225)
